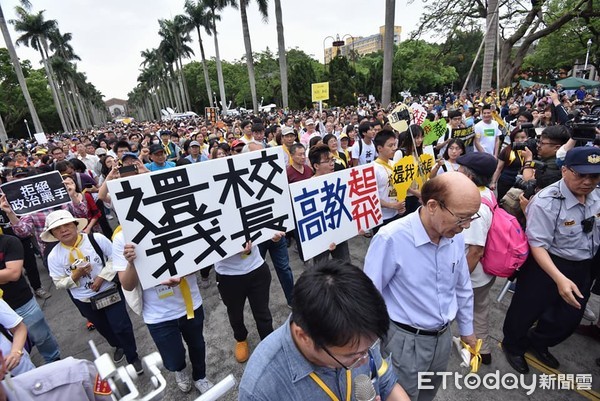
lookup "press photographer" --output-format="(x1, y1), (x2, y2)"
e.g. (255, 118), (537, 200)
(521, 125), (570, 190)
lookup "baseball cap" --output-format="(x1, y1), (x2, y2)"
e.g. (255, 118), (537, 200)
(149, 144), (165, 154)
(282, 127), (296, 136)
(121, 152), (138, 161)
(305, 118), (315, 126)
(231, 139), (244, 149)
(564, 147), (600, 174)
(457, 152), (497, 179)
(95, 148), (107, 156)
(12, 167), (29, 177)
(189, 141), (201, 147)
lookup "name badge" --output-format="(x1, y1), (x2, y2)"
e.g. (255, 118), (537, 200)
(156, 285), (174, 299)
(564, 220), (576, 226)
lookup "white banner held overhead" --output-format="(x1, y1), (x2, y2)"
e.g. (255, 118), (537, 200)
(289, 164), (383, 261)
(107, 147), (295, 289)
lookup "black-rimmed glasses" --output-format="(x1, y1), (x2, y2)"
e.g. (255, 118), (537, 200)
(321, 338), (380, 370)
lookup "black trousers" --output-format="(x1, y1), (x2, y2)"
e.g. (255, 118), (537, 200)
(216, 262), (273, 342)
(502, 254), (592, 355)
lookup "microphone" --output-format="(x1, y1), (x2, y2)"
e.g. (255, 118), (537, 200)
(354, 374), (376, 401)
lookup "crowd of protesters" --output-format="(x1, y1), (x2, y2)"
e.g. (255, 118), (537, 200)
(0, 83), (598, 400)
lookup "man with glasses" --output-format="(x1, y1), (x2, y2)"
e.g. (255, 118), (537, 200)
(308, 144), (351, 265)
(239, 261), (410, 401)
(502, 147), (600, 373)
(521, 125), (569, 189)
(365, 172), (480, 401)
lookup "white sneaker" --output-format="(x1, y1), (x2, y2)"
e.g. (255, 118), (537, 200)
(583, 305), (597, 321)
(194, 377), (214, 394)
(175, 370), (192, 393)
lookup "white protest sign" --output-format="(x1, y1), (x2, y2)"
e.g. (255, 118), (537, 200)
(34, 133), (48, 144)
(107, 147), (295, 289)
(289, 164), (383, 261)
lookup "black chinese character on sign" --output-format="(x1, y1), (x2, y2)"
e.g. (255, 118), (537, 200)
(231, 199), (288, 243)
(214, 158), (254, 208)
(320, 177), (351, 230)
(392, 165), (405, 184)
(249, 150), (284, 200)
(114, 169), (226, 278)
(294, 187), (326, 242)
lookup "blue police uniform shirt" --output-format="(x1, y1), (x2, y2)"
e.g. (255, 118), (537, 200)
(526, 179), (600, 261)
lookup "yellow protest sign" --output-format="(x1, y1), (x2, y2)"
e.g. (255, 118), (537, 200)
(311, 82), (329, 102)
(391, 153), (434, 201)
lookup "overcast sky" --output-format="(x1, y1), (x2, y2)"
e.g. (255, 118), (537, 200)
(1, 0), (426, 101)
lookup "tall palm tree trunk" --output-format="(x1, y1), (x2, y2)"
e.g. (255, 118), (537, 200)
(240, 4), (258, 114)
(40, 38), (70, 132)
(381, 0), (395, 107)
(0, 110), (8, 146)
(69, 79), (87, 128)
(0, 5), (44, 133)
(196, 26), (214, 107)
(213, 18), (228, 114)
(481, 0), (498, 92)
(178, 57), (192, 111)
(274, 0), (288, 109)
(59, 83), (77, 130)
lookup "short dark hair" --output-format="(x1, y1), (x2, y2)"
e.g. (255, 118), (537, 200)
(241, 120), (252, 129)
(541, 125), (569, 145)
(374, 129), (396, 151)
(252, 123), (265, 133)
(481, 104), (492, 111)
(308, 143), (330, 170)
(448, 109), (462, 119)
(113, 140), (131, 153)
(322, 134), (337, 147)
(442, 138), (465, 160)
(291, 261), (389, 348)
(289, 143), (305, 156)
(358, 122), (372, 136)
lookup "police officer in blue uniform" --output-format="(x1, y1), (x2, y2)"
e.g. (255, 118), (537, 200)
(502, 146), (600, 373)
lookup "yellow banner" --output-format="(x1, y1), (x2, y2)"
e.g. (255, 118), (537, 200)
(391, 153), (434, 201)
(311, 82), (330, 102)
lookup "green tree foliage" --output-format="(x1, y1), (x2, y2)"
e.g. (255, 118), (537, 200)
(326, 56), (356, 106)
(392, 40), (458, 95)
(0, 48), (59, 137)
(440, 29), (484, 90)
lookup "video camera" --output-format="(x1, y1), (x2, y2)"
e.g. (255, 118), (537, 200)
(565, 109), (600, 142)
(512, 137), (538, 152)
(514, 177), (538, 200)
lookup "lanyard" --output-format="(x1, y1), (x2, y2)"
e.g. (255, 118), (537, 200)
(375, 158), (393, 172)
(309, 370), (351, 401)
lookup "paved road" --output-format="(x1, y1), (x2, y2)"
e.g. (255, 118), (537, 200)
(29, 234), (600, 401)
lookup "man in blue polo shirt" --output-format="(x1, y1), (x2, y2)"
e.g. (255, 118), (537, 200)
(144, 144), (176, 172)
(239, 261), (409, 401)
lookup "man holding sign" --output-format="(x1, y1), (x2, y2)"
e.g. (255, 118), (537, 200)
(374, 130), (406, 234)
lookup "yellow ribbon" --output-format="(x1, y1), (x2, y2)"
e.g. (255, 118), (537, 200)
(0, 288), (3, 298)
(61, 234), (85, 265)
(179, 277), (195, 319)
(111, 225), (122, 241)
(309, 369), (351, 401)
(462, 339), (483, 373)
(163, 143), (172, 156)
(332, 152), (347, 168)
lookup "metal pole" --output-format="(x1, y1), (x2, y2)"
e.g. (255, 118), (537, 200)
(24, 119), (32, 140)
(584, 39), (592, 77)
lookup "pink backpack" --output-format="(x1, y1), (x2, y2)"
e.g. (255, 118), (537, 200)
(480, 192), (529, 277)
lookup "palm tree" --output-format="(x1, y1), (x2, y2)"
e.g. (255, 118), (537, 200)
(274, 0), (288, 109)
(381, 0), (395, 107)
(236, 0), (268, 114)
(10, 6), (69, 132)
(205, 0), (232, 114)
(183, 0), (214, 108)
(480, 0), (498, 92)
(0, 2), (44, 135)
